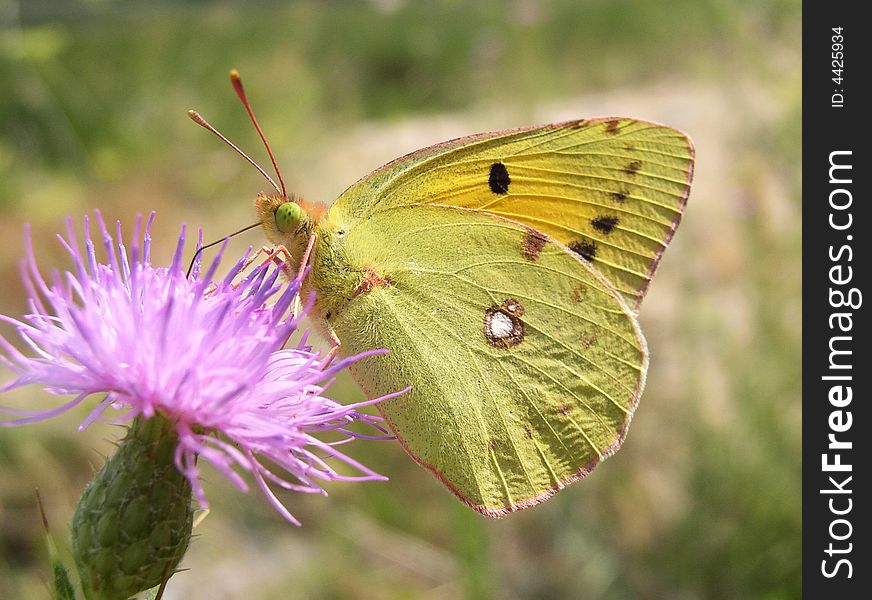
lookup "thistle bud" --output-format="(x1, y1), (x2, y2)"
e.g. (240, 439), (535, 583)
(71, 417), (193, 599)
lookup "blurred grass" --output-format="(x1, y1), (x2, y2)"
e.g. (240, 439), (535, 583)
(2, 1), (800, 599)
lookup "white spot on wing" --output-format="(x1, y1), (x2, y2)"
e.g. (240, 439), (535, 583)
(489, 312), (515, 339)
(483, 298), (526, 349)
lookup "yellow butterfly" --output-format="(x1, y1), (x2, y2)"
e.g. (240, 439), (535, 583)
(192, 71), (694, 516)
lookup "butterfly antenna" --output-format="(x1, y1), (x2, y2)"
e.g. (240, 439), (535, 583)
(229, 69), (288, 199)
(187, 109), (282, 196)
(186, 221), (262, 278)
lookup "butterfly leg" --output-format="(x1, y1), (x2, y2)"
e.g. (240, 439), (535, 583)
(287, 232), (342, 367)
(321, 325), (342, 368)
(243, 245), (295, 280)
(291, 233), (318, 320)
(208, 246), (293, 298)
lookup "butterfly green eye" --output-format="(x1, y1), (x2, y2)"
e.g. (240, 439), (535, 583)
(275, 202), (304, 233)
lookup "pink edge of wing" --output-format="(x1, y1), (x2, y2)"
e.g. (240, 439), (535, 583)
(382, 379), (644, 517)
(348, 322), (647, 517)
(634, 125), (696, 310)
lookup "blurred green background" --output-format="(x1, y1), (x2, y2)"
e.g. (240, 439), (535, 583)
(1, 1), (800, 598)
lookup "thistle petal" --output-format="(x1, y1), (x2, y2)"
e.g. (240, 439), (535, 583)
(2, 211), (403, 523)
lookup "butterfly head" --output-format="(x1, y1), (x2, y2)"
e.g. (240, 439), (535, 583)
(255, 193), (326, 247)
(189, 71), (330, 274)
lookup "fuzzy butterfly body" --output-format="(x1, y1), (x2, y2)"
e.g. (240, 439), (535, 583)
(202, 85), (693, 516)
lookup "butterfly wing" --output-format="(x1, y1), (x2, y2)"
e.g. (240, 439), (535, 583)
(318, 205), (646, 515)
(332, 118), (694, 308)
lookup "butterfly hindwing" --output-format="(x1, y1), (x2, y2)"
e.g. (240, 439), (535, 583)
(333, 119), (694, 308)
(317, 205), (646, 515)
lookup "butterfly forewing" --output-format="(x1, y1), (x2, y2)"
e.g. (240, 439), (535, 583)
(333, 119), (694, 308)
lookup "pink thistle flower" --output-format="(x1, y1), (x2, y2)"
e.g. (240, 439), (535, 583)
(1, 211), (404, 524)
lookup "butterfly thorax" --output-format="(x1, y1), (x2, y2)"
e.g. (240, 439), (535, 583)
(307, 208), (379, 326)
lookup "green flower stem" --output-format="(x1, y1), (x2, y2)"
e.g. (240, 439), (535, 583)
(72, 416), (194, 600)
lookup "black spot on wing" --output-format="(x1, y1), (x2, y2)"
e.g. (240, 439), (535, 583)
(591, 215), (619, 235)
(488, 162), (511, 194)
(569, 240), (597, 262)
(625, 160), (642, 175)
(611, 190), (629, 203)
